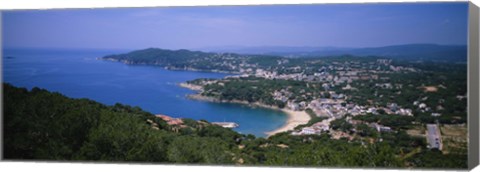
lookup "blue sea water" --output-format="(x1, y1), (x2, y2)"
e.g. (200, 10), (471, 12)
(2, 48), (287, 137)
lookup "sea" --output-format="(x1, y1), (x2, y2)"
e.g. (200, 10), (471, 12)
(2, 48), (287, 137)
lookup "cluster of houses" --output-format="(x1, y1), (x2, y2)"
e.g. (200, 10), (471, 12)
(272, 82), (415, 118)
(307, 97), (413, 118)
(413, 99), (444, 117)
(292, 119), (332, 135)
(389, 65), (417, 72)
(377, 59), (392, 65)
(273, 89), (292, 103)
(234, 59), (421, 92)
(261, 60), (423, 138)
(382, 103), (413, 116)
(155, 114), (184, 126)
(227, 59), (419, 93)
(347, 117), (392, 133)
(291, 112), (394, 137)
(370, 122), (393, 132)
(254, 68), (307, 80)
(147, 114), (187, 132)
(285, 94), (414, 137)
(308, 98), (348, 118)
(205, 58), (427, 139)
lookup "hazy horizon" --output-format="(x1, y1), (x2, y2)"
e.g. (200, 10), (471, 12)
(2, 43), (468, 50)
(3, 2), (469, 50)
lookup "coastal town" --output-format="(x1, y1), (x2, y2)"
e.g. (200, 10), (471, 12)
(3, 2), (471, 168)
(180, 56), (466, 152)
(102, 47), (467, 159)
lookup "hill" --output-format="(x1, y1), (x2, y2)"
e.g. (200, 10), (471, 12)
(102, 48), (284, 73)
(199, 44), (467, 62)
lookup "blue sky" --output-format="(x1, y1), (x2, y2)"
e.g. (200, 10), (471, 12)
(2, 2), (469, 50)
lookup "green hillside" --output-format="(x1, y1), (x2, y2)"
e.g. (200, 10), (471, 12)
(2, 84), (467, 168)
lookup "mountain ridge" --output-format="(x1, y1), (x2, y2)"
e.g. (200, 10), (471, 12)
(197, 44), (467, 62)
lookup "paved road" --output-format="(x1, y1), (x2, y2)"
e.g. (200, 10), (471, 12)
(426, 124), (442, 150)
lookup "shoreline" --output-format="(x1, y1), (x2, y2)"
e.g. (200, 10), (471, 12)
(264, 108), (310, 137)
(186, 92), (311, 137)
(178, 83), (203, 91)
(101, 58), (241, 74)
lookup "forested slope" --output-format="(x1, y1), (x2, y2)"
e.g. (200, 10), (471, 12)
(2, 84), (467, 168)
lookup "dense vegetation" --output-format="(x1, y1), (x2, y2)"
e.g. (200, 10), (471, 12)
(343, 61), (467, 124)
(3, 84), (467, 168)
(190, 58), (467, 126)
(262, 44), (467, 62)
(3, 83), (239, 163)
(197, 76), (325, 107)
(102, 46), (467, 78)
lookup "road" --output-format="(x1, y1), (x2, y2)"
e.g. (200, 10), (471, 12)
(426, 124), (442, 150)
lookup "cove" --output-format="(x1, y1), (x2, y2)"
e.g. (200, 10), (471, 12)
(2, 48), (287, 137)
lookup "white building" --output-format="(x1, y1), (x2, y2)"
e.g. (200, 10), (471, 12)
(288, 102), (300, 111)
(301, 127), (317, 135)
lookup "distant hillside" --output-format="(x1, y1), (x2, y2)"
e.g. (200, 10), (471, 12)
(103, 48), (216, 64)
(308, 44), (467, 62)
(200, 44), (467, 62)
(101, 48), (286, 73)
(102, 45), (466, 75)
(199, 46), (353, 55)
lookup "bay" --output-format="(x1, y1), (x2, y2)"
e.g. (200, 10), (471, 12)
(2, 48), (287, 137)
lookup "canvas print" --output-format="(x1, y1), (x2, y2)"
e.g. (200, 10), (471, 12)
(2, 2), (469, 169)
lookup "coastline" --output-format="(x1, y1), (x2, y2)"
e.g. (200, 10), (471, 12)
(101, 57), (241, 74)
(186, 92), (311, 137)
(264, 108), (310, 137)
(178, 82), (203, 91)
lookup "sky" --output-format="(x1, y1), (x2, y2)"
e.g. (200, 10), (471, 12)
(2, 2), (469, 50)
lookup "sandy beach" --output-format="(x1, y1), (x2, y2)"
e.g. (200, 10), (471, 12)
(264, 109), (311, 137)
